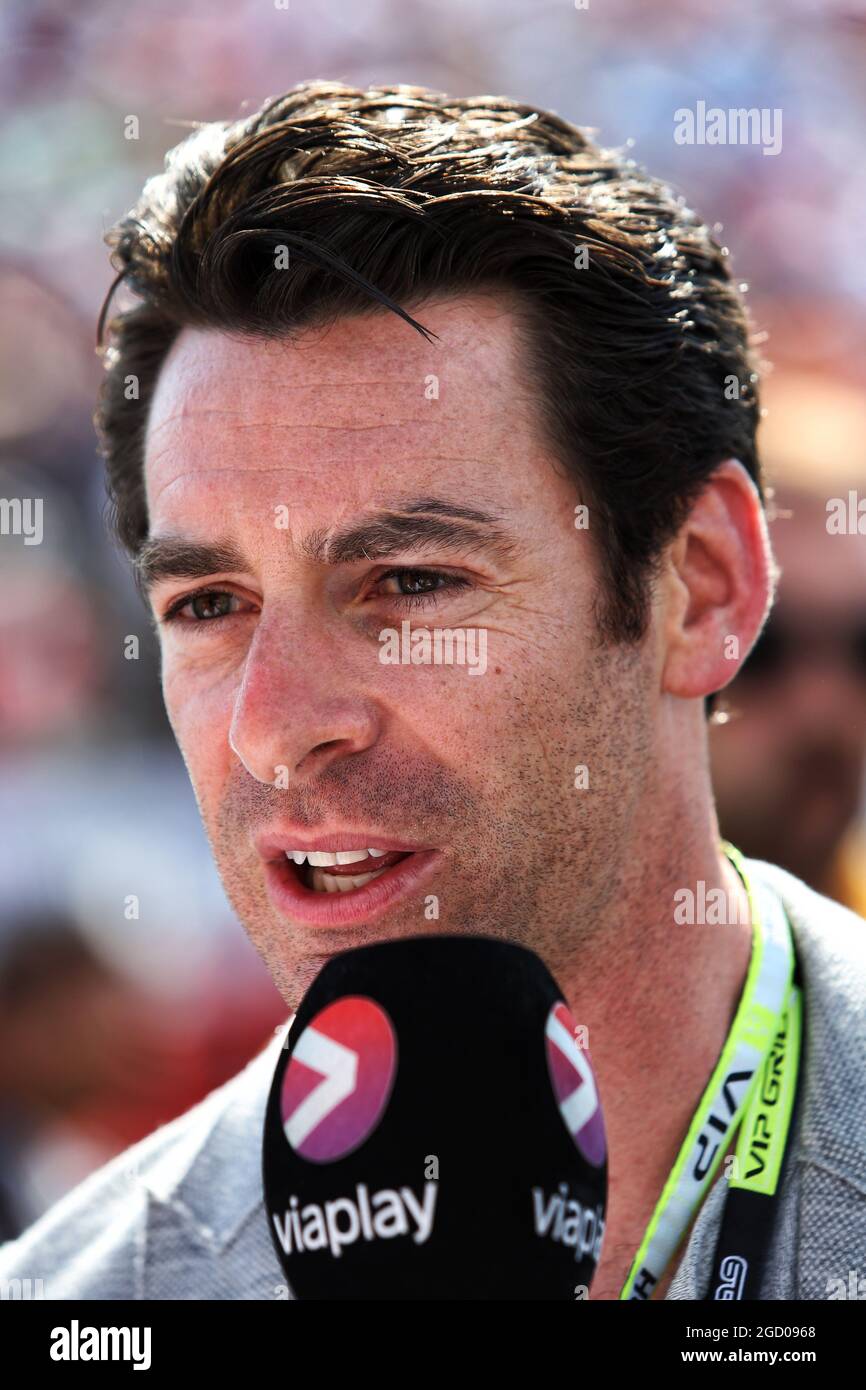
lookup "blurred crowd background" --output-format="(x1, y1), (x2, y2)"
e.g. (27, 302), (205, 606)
(1, 0), (864, 1239)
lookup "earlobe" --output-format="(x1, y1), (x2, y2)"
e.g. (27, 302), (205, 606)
(661, 460), (772, 701)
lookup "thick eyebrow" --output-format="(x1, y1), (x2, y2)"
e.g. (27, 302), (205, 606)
(136, 497), (520, 596)
(302, 497), (520, 565)
(135, 537), (247, 597)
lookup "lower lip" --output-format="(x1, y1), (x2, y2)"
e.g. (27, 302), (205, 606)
(262, 850), (442, 928)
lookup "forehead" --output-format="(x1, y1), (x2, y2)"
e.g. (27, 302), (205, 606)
(143, 293), (544, 523)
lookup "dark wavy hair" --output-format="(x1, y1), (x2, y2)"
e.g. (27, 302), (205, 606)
(96, 79), (762, 642)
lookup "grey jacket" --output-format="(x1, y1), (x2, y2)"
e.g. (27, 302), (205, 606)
(0, 859), (863, 1300)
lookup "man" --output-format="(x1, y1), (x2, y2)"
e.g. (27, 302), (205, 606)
(1, 80), (864, 1301)
(710, 372), (866, 917)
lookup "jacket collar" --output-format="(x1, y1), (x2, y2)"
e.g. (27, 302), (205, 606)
(141, 1022), (290, 1254)
(744, 858), (866, 1190)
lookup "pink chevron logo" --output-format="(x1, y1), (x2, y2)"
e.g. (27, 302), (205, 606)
(281, 997), (397, 1163)
(545, 1001), (606, 1166)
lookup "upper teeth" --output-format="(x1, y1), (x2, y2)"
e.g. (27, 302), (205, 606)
(286, 848), (388, 867)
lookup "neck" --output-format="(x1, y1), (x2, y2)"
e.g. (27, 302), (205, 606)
(556, 802), (754, 1274)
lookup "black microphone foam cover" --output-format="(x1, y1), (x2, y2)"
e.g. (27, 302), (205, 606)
(262, 935), (607, 1299)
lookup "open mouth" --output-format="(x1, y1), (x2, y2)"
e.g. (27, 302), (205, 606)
(286, 848), (411, 894)
(261, 842), (442, 928)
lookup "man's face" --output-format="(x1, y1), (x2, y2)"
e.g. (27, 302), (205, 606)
(710, 489), (866, 883)
(143, 293), (659, 1004)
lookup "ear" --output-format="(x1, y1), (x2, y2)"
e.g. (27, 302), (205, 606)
(660, 458), (773, 700)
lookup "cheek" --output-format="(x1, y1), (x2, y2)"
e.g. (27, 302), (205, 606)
(161, 658), (235, 773)
(379, 670), (510, 779)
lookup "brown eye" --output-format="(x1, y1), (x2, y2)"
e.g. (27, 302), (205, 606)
(161, 589), (246, 627)
(375, 568), (471, 608)
(188, 591), (236, 621)
(386, 570), (445, 595)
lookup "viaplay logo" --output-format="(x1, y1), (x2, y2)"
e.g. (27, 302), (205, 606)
(281, 997), (397, 1163)
(545, 1002), (606, 1166)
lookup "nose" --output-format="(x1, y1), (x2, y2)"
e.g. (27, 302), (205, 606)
(228, 611), (381, 786)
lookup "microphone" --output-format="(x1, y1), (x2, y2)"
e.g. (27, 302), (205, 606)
(262, 935), (607, 1299)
